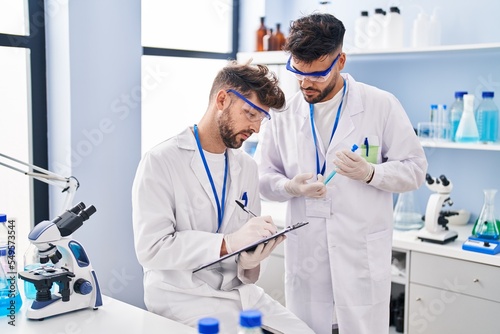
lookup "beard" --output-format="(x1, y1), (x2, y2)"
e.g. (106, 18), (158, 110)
(218, 107), (251, 149)
(301, 72), (338, 104)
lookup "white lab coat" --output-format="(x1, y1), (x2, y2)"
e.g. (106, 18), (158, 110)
(255, 74), (427, 334)
(132, 127), (314, 334)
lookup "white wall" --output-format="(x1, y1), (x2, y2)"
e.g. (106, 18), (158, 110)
(240, 0), (500, 52)
(45, 0), (145, 308)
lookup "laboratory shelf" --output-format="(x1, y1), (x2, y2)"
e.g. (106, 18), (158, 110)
(420, 140), (500, 151)
(237, 42), (500, 64)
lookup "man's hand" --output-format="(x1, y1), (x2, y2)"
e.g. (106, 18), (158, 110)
(238, 235), (285, 269)
(223, 216), (276, 254)
(285, 173), (326, 198)
(334, 149), (374, 183)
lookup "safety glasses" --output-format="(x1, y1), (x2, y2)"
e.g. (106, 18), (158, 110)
(226, 89), (271, 123)
(286, 53), (341, 82)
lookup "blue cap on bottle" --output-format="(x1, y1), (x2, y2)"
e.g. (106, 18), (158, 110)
(455, 91), (467, 98)
(198, 318), (219, 334)
(0, 214), (6, 223)
(482, 91), (494, 98)
(240, 310), (262, 328)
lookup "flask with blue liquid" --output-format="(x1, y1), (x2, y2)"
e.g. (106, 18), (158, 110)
(450, 91), (467, 142)
(475, 91), (499, 143)
(455, 94), (479, 143)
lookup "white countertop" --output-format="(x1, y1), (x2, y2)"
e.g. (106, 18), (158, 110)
(0, 295), (197, 333)
(393, 224), (500, 267)
(262, 200), (500, 267)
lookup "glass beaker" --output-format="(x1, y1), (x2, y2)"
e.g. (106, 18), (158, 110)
(475, 189), (499, 240)
(393, 191), (424, 230)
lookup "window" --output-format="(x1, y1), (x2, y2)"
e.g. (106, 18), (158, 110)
(0, 1), (48, 233)
(141, 0), (239, 153)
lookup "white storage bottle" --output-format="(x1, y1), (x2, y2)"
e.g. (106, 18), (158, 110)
(455, 94), (479, 143)
(412, 12), (430, 48)
(366, 8), (386, 50)
(238, 310), (264, 334)
(354, 11), (370, 50)
(383, 6), (404, 49)
(428, 8), (441, 46)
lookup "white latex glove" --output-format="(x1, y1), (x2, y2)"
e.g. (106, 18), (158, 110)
(334, 149), (374, 183)
(224, 216), (277, 253)
(238, 235), (285, 270)
(284, 173), (326, 198)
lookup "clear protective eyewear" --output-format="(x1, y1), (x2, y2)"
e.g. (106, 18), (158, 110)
(226, 89), (271, 123)
(286, 53), (341, 82)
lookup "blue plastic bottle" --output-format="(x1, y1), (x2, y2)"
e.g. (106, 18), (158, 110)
(475, 91), (499, 143)
(238, 310), (264, 334)
(198, 317), (219, 334)
(0, 214), (23, 317)
(450, 91), (467, 141)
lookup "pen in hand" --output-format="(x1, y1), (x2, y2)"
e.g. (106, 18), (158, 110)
(323, 144), (359, 185)
(235, 200), (257, 217)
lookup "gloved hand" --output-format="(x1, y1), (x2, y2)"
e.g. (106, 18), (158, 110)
(334, 149), (374, 183)
(284, 173), (326, 198)
(238, 235), (285, 270)
(224, 216), (277, 254)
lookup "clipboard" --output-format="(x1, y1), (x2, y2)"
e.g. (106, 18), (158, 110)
(192, 221), (309, 273)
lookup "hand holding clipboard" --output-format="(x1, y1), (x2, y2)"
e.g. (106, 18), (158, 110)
(193, 221), (308, 273)
(192, 200), (309, 273)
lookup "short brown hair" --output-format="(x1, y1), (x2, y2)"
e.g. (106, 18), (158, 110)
(210, 60), (285, 110)
(285, 13), (345, 64)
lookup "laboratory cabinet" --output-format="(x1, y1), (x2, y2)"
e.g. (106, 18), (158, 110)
(408, 252), (500, 334)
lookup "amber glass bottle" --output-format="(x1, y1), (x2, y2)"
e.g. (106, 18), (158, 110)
(256, 17), (267, 51)
(273, 23), (286, 51)
(264, 28), (275, 51)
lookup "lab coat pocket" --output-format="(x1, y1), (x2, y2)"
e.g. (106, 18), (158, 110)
(361, 136), (380, 164)
(366, 228), (392, 282)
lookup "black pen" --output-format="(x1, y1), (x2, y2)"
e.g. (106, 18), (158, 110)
(235, 200), (257, 217)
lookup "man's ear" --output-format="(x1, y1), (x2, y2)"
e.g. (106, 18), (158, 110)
(215, 90), (229, 111)
(338, 53), (346, 71)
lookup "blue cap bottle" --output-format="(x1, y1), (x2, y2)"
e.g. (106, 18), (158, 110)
(198, 317), (219, 334)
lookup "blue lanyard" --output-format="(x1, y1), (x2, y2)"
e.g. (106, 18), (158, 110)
(193, 124), (228, 232)
(309, 78), (346, 175)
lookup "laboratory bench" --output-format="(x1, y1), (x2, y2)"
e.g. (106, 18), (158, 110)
(0, 295), (197, 333)
(259, 201), (500, 334)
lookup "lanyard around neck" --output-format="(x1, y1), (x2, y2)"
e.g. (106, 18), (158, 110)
(193, 124), (228, 233)
(309, 77), (346, 175)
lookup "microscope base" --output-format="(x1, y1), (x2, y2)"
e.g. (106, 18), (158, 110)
(417, 228), (458, 244)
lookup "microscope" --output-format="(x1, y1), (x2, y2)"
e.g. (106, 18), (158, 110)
(18, 202), (103, 320)
(417, 174), (459, 244)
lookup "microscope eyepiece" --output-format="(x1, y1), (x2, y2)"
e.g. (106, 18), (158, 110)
(439, 175), (450, 186)
(70, 202), (86, 214)
(55, 202), (97, 237)
(426, 173), (434, 185)
(79, 205), (97, 221)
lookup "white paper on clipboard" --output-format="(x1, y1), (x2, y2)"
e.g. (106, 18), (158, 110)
(192, 221), (309, 273)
